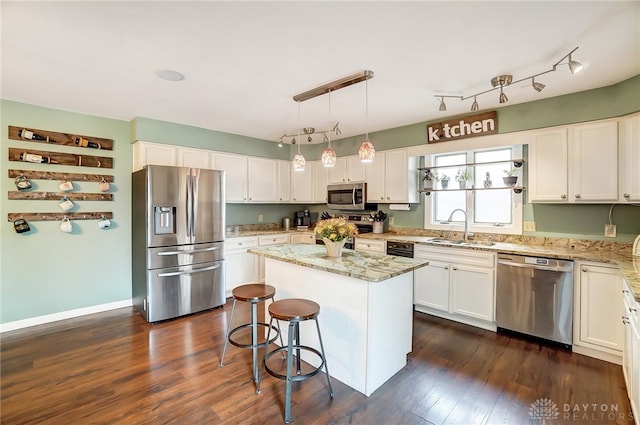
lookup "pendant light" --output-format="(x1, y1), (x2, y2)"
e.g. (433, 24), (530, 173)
(292, 101), (305, 171)
(358, 77), (375, 163)
(322, 91), (337, 167)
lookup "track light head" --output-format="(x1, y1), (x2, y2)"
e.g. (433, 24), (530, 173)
(470, 96), (479, 112)
(532, 78), (545, 92)
(438, 97), (446, 112)
(499, 87), (508, 104)
(568, 54), (583, 74)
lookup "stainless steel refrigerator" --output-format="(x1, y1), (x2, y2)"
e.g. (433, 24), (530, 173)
(132, 165), (226, 323)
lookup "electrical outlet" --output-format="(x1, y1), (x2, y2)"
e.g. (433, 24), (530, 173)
(604, 224), (617, 237)
(389, 216), (395, 225)
(523, 221), (536, 232)
(258, 214), (263, 223)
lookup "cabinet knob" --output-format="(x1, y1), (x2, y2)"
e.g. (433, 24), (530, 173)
(444, 266), (449, 270)
(581, 267), (588, 272)
(452, 266), (457, 271)
(630, 307), (638, 313)
(575, 194), (581, 199)
(561, 194), (567, 199)
(624, 193), (630, 198)
(386, 197), (390, 200)
(622, 316), (630, 324)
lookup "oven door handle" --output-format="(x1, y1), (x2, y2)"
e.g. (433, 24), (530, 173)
(498, 260), (572, 273)
(157, 246), (220, 256)
(157, 264), (221, 277)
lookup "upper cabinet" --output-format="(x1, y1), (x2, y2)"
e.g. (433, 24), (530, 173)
(313, 160), (329, 203)
(178, 147), (214, 169)
(528, 119), (621, 203)
(133, 141), (178, 171)
(247, 157), (278, 202)
(291, 164), (314, 203)
(214, 153), (248, 202)
(619, 114), (640, 203)
(329, 155), (366, 183)
(366, 150), (418, 203)
(277, 160), (291, 202)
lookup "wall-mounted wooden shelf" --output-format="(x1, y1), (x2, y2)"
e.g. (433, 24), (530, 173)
(8, 148), (114, 169)
(8, 169), (114, 183)
(8, 126), (113, 150)
(7, 212), (113, 222)
(8, 191), (113, 201)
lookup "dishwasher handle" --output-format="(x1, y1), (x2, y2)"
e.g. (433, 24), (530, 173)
(498, 259), (573, 273)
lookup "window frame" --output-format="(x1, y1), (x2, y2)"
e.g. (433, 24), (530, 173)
(423, 145), (523, 236)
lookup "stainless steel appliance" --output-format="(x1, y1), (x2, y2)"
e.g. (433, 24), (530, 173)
(327, 182), (376, 210)
(132, 165), (226, 323)
(386, 241), (414, 258)
(496, 254), (574, 346)
(315, 213), (373, 249)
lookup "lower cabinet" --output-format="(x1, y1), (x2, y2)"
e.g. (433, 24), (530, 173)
(258, 233), (290, 281)
(573, 262), (624, 363)
(224, 236), (259, 297)
(414, 245), (496, 330)
(289, 232), (315, 244)
(622, 278), (640, 425)
(354, 238), (386, 254)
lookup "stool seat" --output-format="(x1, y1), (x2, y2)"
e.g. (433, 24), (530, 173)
(268, 298), (319, 321)
(232, 283), (276, 302)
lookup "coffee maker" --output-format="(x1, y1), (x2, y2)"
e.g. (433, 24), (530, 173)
(295, 210), (310, 228)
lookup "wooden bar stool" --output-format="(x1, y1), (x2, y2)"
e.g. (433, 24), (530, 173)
(219, 284), (282, 383)
(256, 298), (334, 424)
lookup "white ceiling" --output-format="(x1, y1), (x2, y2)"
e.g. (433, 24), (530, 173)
(2, 1), (639, 145)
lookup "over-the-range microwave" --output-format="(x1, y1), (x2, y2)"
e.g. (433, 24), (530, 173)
(327, 182), (376, 210)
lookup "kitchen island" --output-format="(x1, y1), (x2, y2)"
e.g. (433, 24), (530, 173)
(248, 244), (429, 396)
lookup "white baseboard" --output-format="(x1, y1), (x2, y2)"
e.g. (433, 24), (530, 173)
(0, 299), (133, 333)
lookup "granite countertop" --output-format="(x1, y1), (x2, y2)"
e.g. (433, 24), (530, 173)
(226, 228), (313, 238)
(248, 244), (429, 283)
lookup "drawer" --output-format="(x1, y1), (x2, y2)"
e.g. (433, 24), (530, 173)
(414, 245), (495, 268)
(225, 236), (258, 250)
(259, 233), (290, 246)
(290, 232), (315, 244)
(355, 238), (386, 253)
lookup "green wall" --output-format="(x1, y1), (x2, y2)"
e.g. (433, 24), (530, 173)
(1, 74), (639, 325)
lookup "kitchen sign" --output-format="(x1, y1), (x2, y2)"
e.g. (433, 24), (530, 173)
(426, 111), (498, 143)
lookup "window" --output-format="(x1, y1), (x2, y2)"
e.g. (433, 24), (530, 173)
(424, 146), (523, 235)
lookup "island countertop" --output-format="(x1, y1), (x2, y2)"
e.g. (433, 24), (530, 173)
(248, 244), (428, 282)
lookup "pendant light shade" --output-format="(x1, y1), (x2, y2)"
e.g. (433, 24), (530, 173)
(322, 146), (337, 167)
(359, 77), (375, 163)
(293, 101), (305, 171)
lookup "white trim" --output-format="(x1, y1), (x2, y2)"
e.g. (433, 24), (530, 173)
(0, 299), (133, 333)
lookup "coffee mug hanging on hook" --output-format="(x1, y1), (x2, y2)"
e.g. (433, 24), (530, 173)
(59, 178), (74, 192)
(14, 175), (32, 191)
(59, 196), (74, 212)
(99, 178), (110, 192)
(13, 218), (31, 233)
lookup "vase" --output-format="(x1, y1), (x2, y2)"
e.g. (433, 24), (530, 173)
(323, 238), (346, 258)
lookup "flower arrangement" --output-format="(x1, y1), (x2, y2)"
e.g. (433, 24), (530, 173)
(314, 217), (358, 242)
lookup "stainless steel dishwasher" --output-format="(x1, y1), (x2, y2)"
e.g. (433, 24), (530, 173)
(496, 254), (574, 346)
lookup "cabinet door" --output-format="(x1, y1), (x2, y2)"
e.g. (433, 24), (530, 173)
(278, 160), (291, 202)
(247, 157), (278, 202)
(225, 251), (258, 295)
(215, 153), (247, 202)
(313, 161), (329, 203)
(366, 152), (386, 202)
(178, 147), (213, 169)
(528, 128), (569, 202)
(384, 150), (418, 203)
(329, 158), (348, 183)
(570, 121), (619, 202)
(133, 141), (177, 171)
(414, 260), (450, 312)
(347, 155), (366, 182)
(291, 165), (314, 203)
(450, 264), (495, 322)
(619, 114), (640, 203)
(578, 264), (624, 352)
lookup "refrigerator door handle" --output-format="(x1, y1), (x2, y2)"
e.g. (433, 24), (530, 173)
(157, 264), (221, 278)
(157, 246), (220, 256)
(190, 169), (197, 241)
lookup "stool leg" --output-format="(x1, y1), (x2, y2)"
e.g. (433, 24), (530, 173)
(270, 297), (286, 358)
(250, 300), (259, 382)
(255, 316), (274, 395)
(219, 298), (237, 367)
(294, 322), (301, 374)
(315, 318), (334, 397)
(284, 320), (296, 424)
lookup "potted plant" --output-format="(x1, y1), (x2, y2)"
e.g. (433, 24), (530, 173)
(483, 171), (492, 188)
(503, 167), (518, 186)
(314, 217), (358, 257)
(456, 168), (472, 189)
(422, 169), (435, 190)
(437, 173), (450, 189)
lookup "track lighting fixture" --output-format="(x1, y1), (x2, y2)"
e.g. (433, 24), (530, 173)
(434, 47), (582, 112)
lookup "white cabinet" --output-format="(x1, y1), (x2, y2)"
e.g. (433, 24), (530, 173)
(224, 236), (259, 296)
(569, 121), (618, 202)
(619, 114), (640, 203)
(622, 278), (640, 424)
(291, 165), (314, 203)
(313, 161), (329, 203)
(573, 262), (624, 363)
(365, 150), (418, 203)
(354, 238), (386, 254)
(133, 141), (177, 171)
(329, 155), (366, 183)
(178, 147), (214, 169)
(414, 245), (496, 330)
(290, 232), (315, 244)
(215, 153), (248, 202)
(278, 160), (291, 202)
(247, 157), (278, 202)
(529, 120), (620, 203)
(258, 233), (290, 281)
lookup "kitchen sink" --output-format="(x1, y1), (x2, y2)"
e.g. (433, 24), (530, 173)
(429, 238), (495, 247)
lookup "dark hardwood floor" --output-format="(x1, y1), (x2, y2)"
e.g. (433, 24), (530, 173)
(1, 302), (633, 425)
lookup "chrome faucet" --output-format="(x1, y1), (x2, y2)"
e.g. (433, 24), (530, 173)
(447, 208), (472, 241)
